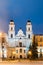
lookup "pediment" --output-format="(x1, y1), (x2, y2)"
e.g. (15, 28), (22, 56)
(16, 29), (25, 37)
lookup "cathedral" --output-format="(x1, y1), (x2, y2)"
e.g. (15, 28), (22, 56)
(0, 20), (33, 59)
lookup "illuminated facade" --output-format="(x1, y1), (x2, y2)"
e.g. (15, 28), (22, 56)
(34, 34), (43, 58)
(0, 20), (43, 59)
(0, 33), (8, 59)
(0, 20), (33, 59)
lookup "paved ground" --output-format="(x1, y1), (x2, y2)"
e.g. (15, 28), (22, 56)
(0, 61), (43, 65)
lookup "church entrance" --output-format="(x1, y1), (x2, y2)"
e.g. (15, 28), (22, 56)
(20, 55), (22, 58)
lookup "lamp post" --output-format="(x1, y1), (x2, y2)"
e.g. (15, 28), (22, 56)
(12, 51), (16, 59)
(12, 51), (16, 55)
(28, 50), (32, 59)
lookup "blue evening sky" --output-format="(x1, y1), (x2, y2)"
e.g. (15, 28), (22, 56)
(0, 0), (43, 34)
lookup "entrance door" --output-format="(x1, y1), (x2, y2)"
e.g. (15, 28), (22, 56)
(20, 55), (22, 58)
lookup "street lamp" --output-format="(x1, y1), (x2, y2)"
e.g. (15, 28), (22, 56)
(28, 51), (32, 55)
(12, 51), (16, 59)
(12, 51), (16, 55)
(28, 50), (32, 59)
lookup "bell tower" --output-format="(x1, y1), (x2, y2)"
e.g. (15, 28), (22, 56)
(8, 20), (15, 39)
(26, 20), (33, 39)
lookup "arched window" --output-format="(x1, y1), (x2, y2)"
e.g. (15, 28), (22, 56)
(28, 27), (30, 31)
(2, 46), (4, 49)
(11, 27), (13, 30)
(20, 49), (22, 53)
(2, 38), (5, 43)
(24, 50), (25, 53)
(28, 34), (30, 39)
(40, 49), (42, 58)
(11, 34), (13, 38)
(19, 42), (22, 47)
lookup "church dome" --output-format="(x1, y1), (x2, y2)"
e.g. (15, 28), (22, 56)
(27, 20), (31, 22)
(10, 20), (14, 22)
(27, 20), (31, 25)
(10, 20), (14, 25)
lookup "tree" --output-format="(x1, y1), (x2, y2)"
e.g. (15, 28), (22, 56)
(28, 35), (38, 60)
(32, 35), (38, 59)
(27, 44), (32, 59)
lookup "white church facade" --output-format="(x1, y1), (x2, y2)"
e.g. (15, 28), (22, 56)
(0, 20), (33, 59)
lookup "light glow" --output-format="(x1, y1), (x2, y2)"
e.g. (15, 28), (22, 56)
(0, 33), (2, 37)
(12, 51), (16, 54)
(28, 51), (32, 55)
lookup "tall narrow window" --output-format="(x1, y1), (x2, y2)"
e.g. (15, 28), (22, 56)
(11, 27), (13, 30)
(11, 34), (13, 38)
(24, 50), (25, 53)
(28, 34), (30, 39)
(20, 49), (22, 53)
(16, 50), (18, 53)
(40, 49), (42, 58)
(28, 28), (30, 31)
(20, 55), (22, 58)
(2, 46), (4, 49)
(2, 38), (5, 43)
(19, 42), (22, 47)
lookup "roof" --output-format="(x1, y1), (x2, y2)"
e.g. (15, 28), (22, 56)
(10, 20), (14, 22)
(34, 34), (43, 36)
(27, 20), (31, 22)
(16, 29), (25, 37)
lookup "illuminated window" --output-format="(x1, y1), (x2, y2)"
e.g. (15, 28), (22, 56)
(40, 49), (42, 57)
